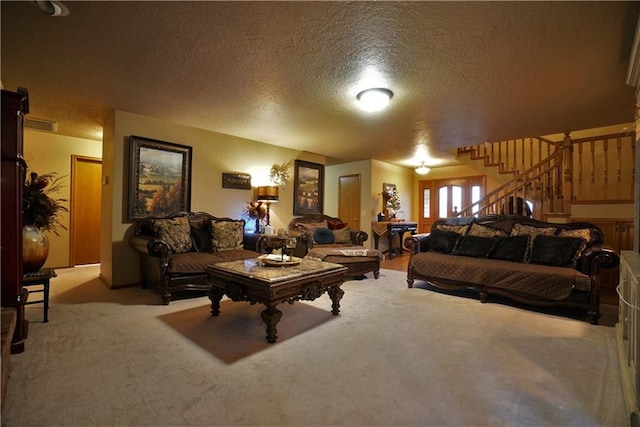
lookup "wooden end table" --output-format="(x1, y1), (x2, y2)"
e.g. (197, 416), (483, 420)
(206, 257), (347, 343)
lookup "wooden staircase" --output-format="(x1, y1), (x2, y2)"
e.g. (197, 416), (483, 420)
(457, 136), (558, 178)
(455, 131), (636, 220)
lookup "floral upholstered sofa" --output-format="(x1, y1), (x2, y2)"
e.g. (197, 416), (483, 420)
(405, 214), (619, 324)
(129, 211), (260, 304)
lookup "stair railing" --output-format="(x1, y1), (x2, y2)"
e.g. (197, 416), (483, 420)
(455, 146), (564, 220)
(458, 136), (558, 177)
(455, 130), (635, 219)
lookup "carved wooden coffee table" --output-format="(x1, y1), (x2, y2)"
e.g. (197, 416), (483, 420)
(206, 258), (348, 343)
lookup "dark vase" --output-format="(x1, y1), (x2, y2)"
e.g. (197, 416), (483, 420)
(23, 225), (49, 273)
(254, 218), (260, 234)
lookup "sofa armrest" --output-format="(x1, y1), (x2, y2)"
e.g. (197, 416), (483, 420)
(130, 235), (172, 268)
(578, 246), (620, 276)
(351, 230), (368, 246)
(405, 233), (431, 254)
(129, 235), (154, 255)
(296, 231), (313, 252)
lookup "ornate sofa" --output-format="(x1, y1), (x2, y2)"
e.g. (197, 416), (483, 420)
(405, 214), (619, 324)
(129, 212), (260, 304)
(289, 214), (382, 279)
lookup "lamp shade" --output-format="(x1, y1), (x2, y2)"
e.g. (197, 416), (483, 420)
(256, 186), (279, 202)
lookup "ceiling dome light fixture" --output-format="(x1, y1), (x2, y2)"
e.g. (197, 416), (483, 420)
(356, 88), (393, 112)
(33, 1), (69, 16)
(415, 161), (430, 175)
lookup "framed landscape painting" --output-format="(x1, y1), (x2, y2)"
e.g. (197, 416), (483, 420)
(128, 135), (192, 220)
(293, 160), (324, 215)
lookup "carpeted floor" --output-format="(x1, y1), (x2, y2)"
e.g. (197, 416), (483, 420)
(2, 265), (627, 426)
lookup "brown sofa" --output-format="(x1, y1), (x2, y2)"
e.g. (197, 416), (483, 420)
(289, 214), (381, 279)
(129, 212), (260, 304)
(405, 214), (619, 324)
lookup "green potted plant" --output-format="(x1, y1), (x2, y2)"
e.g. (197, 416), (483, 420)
(22, 171), (68, 273)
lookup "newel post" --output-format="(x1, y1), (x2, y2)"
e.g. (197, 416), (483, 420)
(561, 132), (573, 214)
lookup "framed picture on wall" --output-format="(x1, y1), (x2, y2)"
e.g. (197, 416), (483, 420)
(127, 135), (192, 220)
(293, 160), (324, 215)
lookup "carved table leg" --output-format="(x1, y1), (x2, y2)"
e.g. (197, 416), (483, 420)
(261, 305), (283, 343)
(328, 286), (345, 315)
(208, 287), (225, 316)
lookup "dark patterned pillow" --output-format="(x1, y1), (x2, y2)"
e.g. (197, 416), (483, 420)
(428, 229), (461, 254)
(153, 217), (193, 254)
(528, 235), (586, 268)
(489, 235), (530, 263)
(210, 220), (244, 252)
(191, 226), (212, 253)
(454, 235), (495, 258)
(332, 227), (351, 244)
(313, 227), (335, 244)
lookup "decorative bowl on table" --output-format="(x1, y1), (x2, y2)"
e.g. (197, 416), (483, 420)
(259, 254), (301, 267)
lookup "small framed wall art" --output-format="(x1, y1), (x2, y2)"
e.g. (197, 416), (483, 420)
(222, 172), (251, 190)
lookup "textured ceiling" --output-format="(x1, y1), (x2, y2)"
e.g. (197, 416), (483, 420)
(1, 1), (638, 169)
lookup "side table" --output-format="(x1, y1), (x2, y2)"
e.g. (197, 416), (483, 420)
(371, 221), (418, 259)
(22, 268), (56, 323)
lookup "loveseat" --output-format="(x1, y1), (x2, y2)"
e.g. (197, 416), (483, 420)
(405, 214), (619, 324)
(289, 214), (382, 279)
(129, 212), (260, 304)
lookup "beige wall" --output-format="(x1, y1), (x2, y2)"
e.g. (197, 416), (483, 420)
(371, 159), (414, 221)
(23, 129), (102, 269)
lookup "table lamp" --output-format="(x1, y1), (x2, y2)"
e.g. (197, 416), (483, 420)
(256, 186), (279, 226)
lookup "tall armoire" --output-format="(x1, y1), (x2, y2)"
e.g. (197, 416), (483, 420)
(1, 88), (29, 353)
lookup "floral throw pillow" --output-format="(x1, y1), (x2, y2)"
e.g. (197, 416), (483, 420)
(153, 217), (193, 254)
(467, 223), (507, 238)
(434, 224), (470, 236)
(509, 223), (557, 238)
(558, 228), (595, 246)
(332, 227), (352, 244)
(211, 220), (244, 252)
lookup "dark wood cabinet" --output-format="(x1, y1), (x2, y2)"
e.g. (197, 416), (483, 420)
(1, 89), (28, 353)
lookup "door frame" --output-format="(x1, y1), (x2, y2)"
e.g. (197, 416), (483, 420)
(69, 155), (102, 266)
